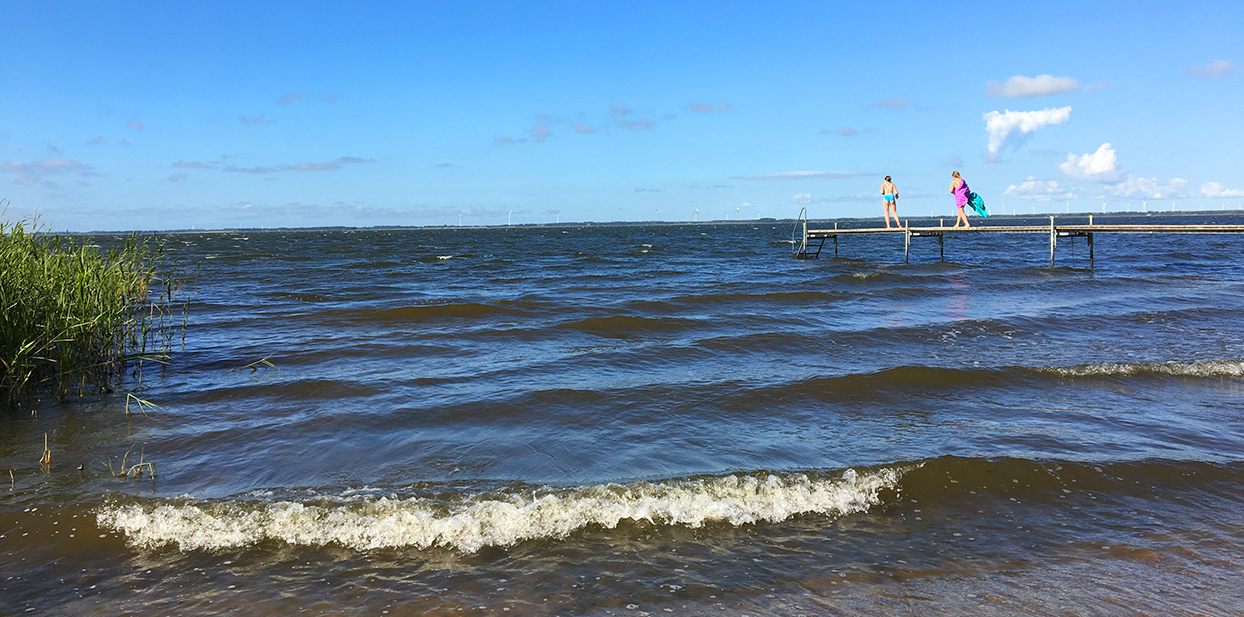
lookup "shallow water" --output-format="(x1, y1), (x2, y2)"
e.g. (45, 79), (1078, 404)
(3, 214), (1244, 615)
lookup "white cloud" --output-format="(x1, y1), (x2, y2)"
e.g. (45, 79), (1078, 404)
(279, 92), (308, 105)
(836, 127), (857, 136)
(127, 120), (143, 130)
(2, 158), (93, 186)
(239, 114), (276, 126)
(687, 102), (732, 113)
(1059, 143), (1122, 181)
(983, 107), (1071, 154)
(572, 124), (595, 134)
(609, 102), (633, 117)
(1003, 176), (1079, 201)
(1103, 176), (1189, 199)
(791, 193), (813, 204)
(733, 170), (871, 180)
(617, 118), (655, 131)
(220, 156), (373, 174)
(168, 172), (188, 182)
(86, 136), (107, 145)
(1202, 181), (1244, 197)
(985, 74), (1109, 98)
(529, 125), (551, 141)
(1187, 60), (1237, 78)
(869, 98), (908, 110)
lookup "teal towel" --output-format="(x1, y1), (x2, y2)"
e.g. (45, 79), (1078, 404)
(968, 192), (988, 218)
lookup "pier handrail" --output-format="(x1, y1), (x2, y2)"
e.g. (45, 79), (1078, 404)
(791, 207), (808, 257)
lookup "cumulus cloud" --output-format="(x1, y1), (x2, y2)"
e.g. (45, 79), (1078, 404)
(279, 92), (309, 105)
(687, 102), (732, 113)
(127, 120), (143, 130)
(529, 124), (551, 141)
(869, 98), (908, 110)
(985, 75), (1110, 98)
(1202, 181), (1244, 197)
(572, 124), (596, 134)
(733, 170), (872, 180)
(609, 102), (633, 117)
(791, 193), (813, 204)
(168, 172), (188, 182)
(617, 118), (655, 131)
(835, 127), (858, 136)
(1103, 176), (1189, 199)
(1003, 176), (1079, 201)
(239, 114), (276, 126)
(86, 136), (107, 145)
(983, 107), (1071, 154)
(1187, 60), (1237, 78)
(1059, 143), (1122, 181)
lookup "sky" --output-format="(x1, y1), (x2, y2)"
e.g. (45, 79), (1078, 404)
(2, 0), (1242, 231)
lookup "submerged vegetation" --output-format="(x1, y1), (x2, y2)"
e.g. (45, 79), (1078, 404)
(0, 214), (187, 406)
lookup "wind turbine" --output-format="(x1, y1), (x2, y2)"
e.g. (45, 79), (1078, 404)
(693, 208), (699, 222)
(508, 211), (513, 226)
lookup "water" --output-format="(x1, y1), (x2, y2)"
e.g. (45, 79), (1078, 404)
(3, 215), (1244, 615)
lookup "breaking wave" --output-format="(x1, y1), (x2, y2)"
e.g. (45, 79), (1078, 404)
(1039, 359), (1244, 378)
(97, 467), (903, 553)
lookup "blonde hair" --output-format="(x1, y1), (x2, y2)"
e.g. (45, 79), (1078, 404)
(952, 171), (961, 178)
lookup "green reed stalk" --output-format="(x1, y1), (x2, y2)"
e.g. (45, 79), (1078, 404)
(0, 216), (185, 406)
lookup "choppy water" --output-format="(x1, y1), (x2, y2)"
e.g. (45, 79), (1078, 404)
(3, 214), (1244, 616)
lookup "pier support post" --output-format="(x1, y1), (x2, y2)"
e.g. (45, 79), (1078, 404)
(939, 233), (944, 261)
(833, 222), (838, 258)
(1088, 232), (1094, 268)
(904, 228), (911, 263)
(1049, 216), (1056, 266)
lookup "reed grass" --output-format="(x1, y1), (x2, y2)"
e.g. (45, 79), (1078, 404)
(1, 214), (186, 406)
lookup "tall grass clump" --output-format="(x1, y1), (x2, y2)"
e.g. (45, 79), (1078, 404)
(1, 215), (185, 406)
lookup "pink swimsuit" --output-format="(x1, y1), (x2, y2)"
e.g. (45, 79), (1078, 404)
(953, 180), (970, 208)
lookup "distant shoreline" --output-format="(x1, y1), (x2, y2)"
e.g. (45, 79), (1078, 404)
(63, 209), (1244, 235)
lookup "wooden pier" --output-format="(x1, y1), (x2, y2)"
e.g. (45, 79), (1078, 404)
(791, 209), (1244, 266)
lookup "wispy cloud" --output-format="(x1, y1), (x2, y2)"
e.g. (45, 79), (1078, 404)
(239, 114), (276, 126)
(494, 136), (526, 145)
(1060, 143), (1122, 181)
(167, 172), (188, 183)
(687, 102), (732, 113)
(530, 125), (552, 141)
(1003, 176), (1079, 201)
(733, 170), (872, 180)
(127, 120), (143, 130)
(1186, 60), (1237, 78)
(617, 118), (655, 131)
(869, 98), (908, 110)
(278, 92), (309, 105)
(1, 158), (95, 186)
(609, 102), (633, 117)
(986, 75), (1111, 98)
(983, 107), (1071, 154)
(217, 156), (373, 175)
(572, 124), (596, 134)
(634, 187), (662, 192)
(435, 162), (457, 168)
(1201, 181), (1244, 198)
(86, 136), (107, 145)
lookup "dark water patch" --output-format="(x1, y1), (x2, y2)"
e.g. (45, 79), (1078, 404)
(557, 315), (709, 337)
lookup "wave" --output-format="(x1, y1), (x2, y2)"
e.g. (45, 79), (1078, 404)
(1037, 360), (1244, 378)
(325, 302), (535, 323)
(96, 467), (902, 553)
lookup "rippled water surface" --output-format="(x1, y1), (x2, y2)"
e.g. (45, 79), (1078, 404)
(3, 215), (1244, 616)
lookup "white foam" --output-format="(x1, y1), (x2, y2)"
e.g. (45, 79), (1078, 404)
(97, 468), (901, 553)
(1043, 360), (1244, 378)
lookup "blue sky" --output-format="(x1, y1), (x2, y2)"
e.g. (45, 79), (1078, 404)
(2, 1), (1242, 230)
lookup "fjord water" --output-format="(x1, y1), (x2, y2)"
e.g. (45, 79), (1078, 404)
(3, 215), (1244, 616)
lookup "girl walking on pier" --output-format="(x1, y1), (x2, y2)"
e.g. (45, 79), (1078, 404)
(950, 171), (971, 228)
(881, 176), (901, 229)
